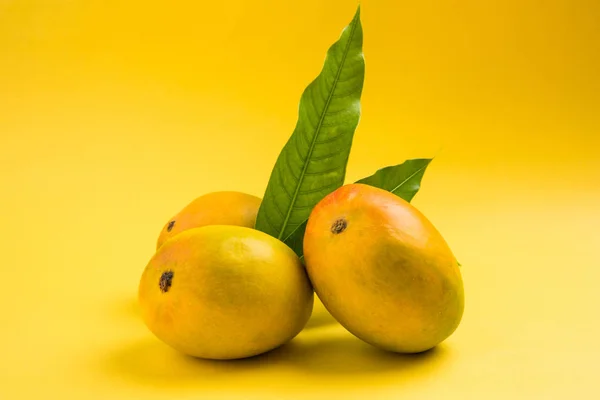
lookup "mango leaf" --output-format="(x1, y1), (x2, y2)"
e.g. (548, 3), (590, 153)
(255, 6), (365, 249)
(355, 158), (432, 202)
(287, 158), (433, 258)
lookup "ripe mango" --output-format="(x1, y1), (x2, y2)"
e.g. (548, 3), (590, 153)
(156, 191), (261, 249)
(303, 184), (464, 353)
(139, 225), (314, 360)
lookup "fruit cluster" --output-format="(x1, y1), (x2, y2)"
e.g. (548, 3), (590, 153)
(138, 186), (464, 360)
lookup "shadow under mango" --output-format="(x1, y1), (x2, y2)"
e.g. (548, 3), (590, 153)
(104, 295), (453, 390)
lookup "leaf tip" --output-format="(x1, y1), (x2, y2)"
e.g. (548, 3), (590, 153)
(354, 3), (361, 20)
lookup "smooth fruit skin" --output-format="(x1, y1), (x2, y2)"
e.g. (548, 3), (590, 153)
(140, 225), (314, 360)
(303, 184), (464, 353)
(156, 191), (261, 249)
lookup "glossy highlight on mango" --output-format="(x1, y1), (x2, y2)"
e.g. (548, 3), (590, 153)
(303, 184), (464, 353)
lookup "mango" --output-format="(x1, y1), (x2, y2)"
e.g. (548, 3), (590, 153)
(156, 191), (261, 249)
(139, 225), (314, 360)
(303, 184), (464, 353)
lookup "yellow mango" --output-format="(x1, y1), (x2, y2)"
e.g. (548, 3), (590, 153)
(139, 225), (313, 360)
(303, 184), (464, 353)
(156, 191), (261, 249)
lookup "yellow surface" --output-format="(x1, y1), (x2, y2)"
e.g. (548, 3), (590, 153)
(1, 0), (599, 398)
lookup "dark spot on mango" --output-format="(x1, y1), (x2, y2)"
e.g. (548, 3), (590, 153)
(159, 270), (174, 293)
(331, 218), (347, 234)
(167, 220), (176, 232)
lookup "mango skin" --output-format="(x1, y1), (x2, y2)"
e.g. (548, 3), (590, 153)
(303, 184), (464, 353)
(156, 191), (261, 249)
(140, 225), (314, 360)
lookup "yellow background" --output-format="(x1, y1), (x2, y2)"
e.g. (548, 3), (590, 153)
(1, 0), (599, 398)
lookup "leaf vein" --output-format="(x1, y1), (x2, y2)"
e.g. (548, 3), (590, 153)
(389, 164), (429, 194)
(310, 151), (345, 162)
(314, 129), (351, 145)
(303, 164), (344, 176)
(282, 151), (300, 182)
(276, 168), (293, 200)
(297, 181), (340, 196)
(331, 84), (363, 100)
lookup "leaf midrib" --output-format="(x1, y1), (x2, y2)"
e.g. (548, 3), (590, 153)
(277, 15), (360, 240)
(388, 162), (430, 194)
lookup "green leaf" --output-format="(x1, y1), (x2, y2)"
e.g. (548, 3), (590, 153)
(355, 158), (432, 202)
(285, 158), (433, 258)
(255, 6), (365, 251)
